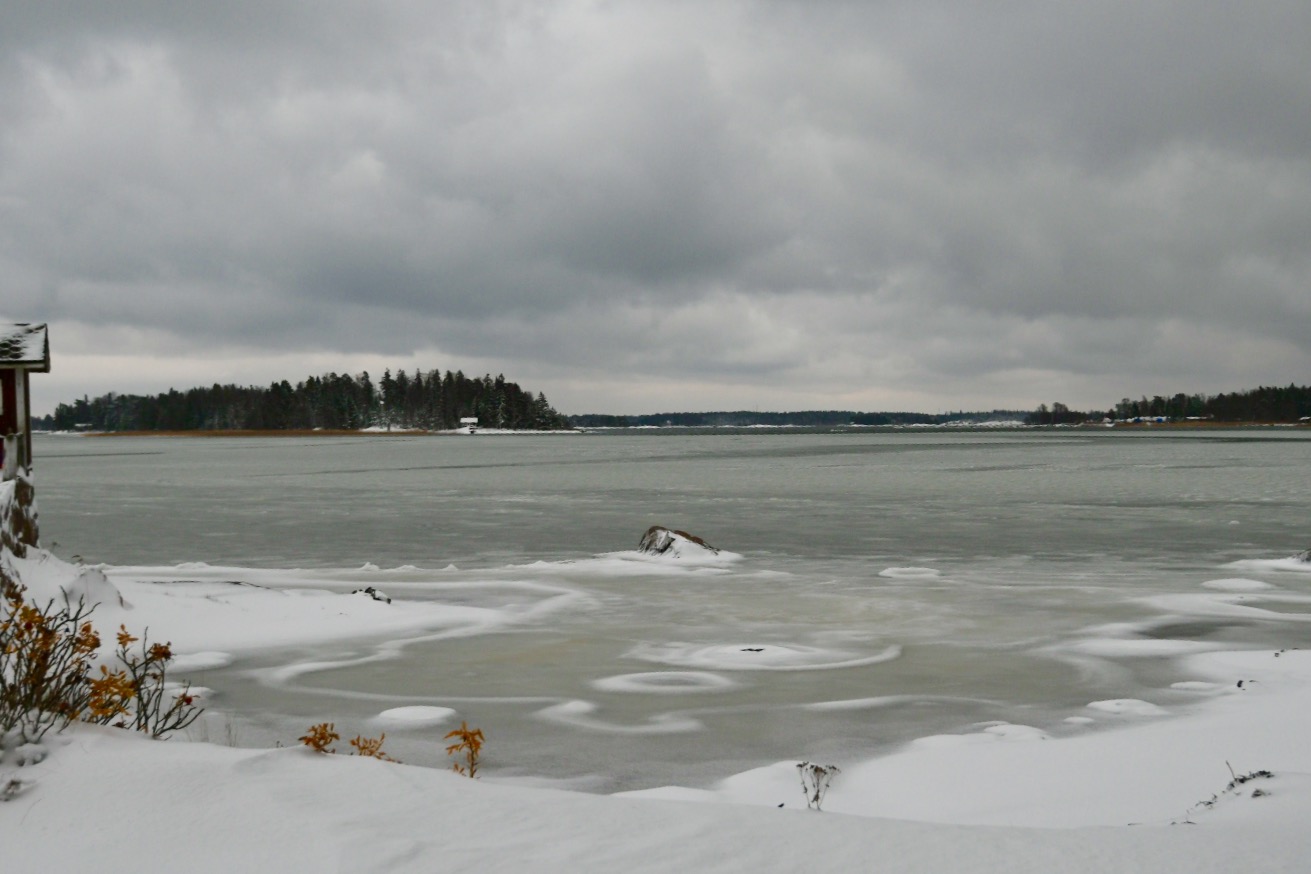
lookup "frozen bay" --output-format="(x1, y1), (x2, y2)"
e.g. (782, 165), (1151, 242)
(32, 429), (1311, 792)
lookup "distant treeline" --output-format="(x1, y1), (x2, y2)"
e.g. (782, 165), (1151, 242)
(1030, 383), (1311, 425)
(567, 410), (1028, 428)
(40, 369), (570, 432)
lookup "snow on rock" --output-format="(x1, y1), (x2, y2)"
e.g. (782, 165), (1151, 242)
(352, 586), (392, 603)
(637, 525), (720, 558)
(58, 564), (126, 606)
(0, 474), (39, 557)
(3, 548), (127, 608)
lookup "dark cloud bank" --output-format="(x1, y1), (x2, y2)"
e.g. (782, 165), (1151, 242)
(3, 1), (1308, 415)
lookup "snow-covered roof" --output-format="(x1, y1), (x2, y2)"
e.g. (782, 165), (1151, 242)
(0, 323), (50, 371)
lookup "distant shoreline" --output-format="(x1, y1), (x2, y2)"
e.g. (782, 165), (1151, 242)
(83, 429), (434, 438)
(41, 421), (1308, 437)
(1093, 420), (1309, 429)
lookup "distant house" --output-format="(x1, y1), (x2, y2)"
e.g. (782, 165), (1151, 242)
(1, 323), (50, 481)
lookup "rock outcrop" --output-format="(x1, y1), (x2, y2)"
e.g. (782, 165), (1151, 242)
(0, 473), (39, 558)
(638, 526), (720, 557)
(352, 586), (392, 604)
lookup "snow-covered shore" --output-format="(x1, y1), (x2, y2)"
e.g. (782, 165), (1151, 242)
(5, 545), (1311, 872)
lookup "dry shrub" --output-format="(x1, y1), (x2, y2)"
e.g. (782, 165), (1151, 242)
(444, 721), (484, 778)
(0, 579), (100, 746)
(299, 722), (398, 762)
(86, 626), (202, 737)
(796, 761), (840, 811)
(350, 733), (397, 762)
(1, 570), (203, 759)
(299, 722), (340, 753)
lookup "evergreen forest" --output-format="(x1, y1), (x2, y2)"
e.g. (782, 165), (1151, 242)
(567, 410), (1027, 428)
(37, 374), (1311, 433)
(1029, 383), (1311, 425)
(40, 369), (570, 432)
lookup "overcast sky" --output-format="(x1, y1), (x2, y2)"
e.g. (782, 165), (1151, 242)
(4, 1), (1309, 416)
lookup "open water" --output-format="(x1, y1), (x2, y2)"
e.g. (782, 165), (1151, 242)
(31, 429), (1311, 791)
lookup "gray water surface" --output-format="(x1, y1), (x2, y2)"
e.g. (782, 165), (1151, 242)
(32, 429), (1311, 791)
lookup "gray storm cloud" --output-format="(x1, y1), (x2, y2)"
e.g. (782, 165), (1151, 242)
(2, 1), (1308, 414)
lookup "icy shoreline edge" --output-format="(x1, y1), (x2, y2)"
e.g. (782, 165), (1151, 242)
(5, 546), (1311, 871)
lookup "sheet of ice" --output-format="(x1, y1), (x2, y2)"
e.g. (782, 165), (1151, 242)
(8, 543), (1311, 869)
(1085, 698), (1168, 716)
(624, 649), (1311, 833)
(801, 694), (1000, 713)
(520, 547), (745, 577)
(910, 722), (1052, 747)
(533, 699), (703, 734)
(1065, 637), (1214, 657)
(169, 651), (235, 671)
(3, 551), (588, 663)
(373, 706), (459, 728)
(1226, 555), (1311, 574)
(1202, 577), (1276, 591)
(625, 641), (902, 671)
(1141, 591), (1311, 623)
(878, 567), (942, 579)
(591, 671), (737, 694)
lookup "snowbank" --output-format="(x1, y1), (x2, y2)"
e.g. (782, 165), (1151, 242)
(5, 546), (1311, 872)
(5, 709), (1310, 873)
(625, 648), (1311, 831)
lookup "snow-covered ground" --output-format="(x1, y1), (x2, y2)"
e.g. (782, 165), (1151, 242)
(5, 538), (1311, 872)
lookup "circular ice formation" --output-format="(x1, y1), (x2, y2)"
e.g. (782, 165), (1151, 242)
(169, 651), (234, 671)
(628, 642), (901, 672)
(1201, 578), (1275, 592)
(534, 700), (703, 734)
(591, 671), (736, 694)
(1086, 699), (1167, 717)
(373, 706), (458, 728)
(878, 567), (941, 580)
